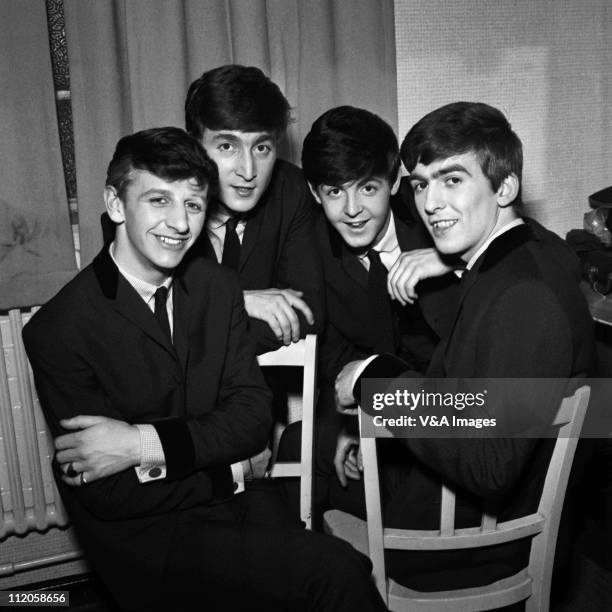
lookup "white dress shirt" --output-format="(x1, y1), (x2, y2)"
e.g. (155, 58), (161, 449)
(357, 212), (400, 272)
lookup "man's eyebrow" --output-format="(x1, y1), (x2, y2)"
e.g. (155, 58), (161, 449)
(140, 188), (173, 197)
(140, 188), (205, 199)
(356, 176), (383, 186)
(434, 163), (471, 178)
(409, 163), (472, 182)
(252, 132), (276, 144)
(408, 172), (427, 183)
(211, 132), (240, 142)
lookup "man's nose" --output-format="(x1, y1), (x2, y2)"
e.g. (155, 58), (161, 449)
(423, 184), (444, 214)
(167, 204), (189, 232)
(344, 192), (362, 217)
(236, 150), (256, 181)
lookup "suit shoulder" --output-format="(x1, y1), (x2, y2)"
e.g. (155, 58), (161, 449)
(180, 255), (243, 296)
(268, 159), (310, 205)
(314, 207), (330, 238)
(274, 158), (305, 182)
(23, 266), (97, 344)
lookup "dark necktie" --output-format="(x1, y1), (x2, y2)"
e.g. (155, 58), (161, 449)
(154, 286), (172, 343)
(221, 217), (241, 271)
(367, 249), (395, 354)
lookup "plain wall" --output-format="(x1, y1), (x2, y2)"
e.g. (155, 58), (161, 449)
(395, 0), (612, 237)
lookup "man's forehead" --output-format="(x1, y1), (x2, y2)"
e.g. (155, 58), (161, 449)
(127, 169), (207, 195)
(321, 175), (387, 189)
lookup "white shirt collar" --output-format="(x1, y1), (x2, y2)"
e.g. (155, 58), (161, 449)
(109, 242), (173, 304)
(374, 212), (398, 254)
(464, 218), (524, 271)
(357, 212), (398, 262)
(206, 207), (232, 230)
(206, 207), (247, 230)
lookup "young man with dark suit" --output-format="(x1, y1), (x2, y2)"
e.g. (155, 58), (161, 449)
(278, 105), (458, 520)
(23, 128), (386, 612)
(333, 102), (594, 591)
(185, 64), (324, 354)
(302, 105), (455, 390)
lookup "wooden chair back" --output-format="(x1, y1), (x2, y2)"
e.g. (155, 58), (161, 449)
(257, 335), (317, 529)
(325, 385), (590, 610)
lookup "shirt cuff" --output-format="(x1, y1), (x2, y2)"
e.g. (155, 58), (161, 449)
(134, 424), (167, 483)
(231, 461), (245, 494)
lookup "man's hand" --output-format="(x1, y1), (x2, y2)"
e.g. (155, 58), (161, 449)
(387, 248), (453, 305)
(55, 415), (141, 486)
(243, 288), (314, 345)
(335, 360), (365, 414)
(333, 430), (362, 486)
(242, 447), (272, 480)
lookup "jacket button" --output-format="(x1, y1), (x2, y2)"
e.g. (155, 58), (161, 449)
(148, 467), (162, 478)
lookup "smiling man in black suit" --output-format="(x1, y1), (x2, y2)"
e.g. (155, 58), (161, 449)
(333, 101), (594, 591)
(23, 127), (386, 612)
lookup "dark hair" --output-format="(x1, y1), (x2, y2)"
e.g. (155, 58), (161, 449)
(185, 65), (291, 139)
(105, 127), (218, 199)
(301, 105), (400, 188)
(400, 102), (522, 201)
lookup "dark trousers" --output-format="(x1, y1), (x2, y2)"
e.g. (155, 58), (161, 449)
(155, 480), (387, 612)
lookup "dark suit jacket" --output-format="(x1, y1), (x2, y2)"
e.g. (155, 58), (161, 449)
(191, 159), (325, 354)
(356, 222), (594, 588)
(316, 178), (458, 385)
(23, 247), (272, 609)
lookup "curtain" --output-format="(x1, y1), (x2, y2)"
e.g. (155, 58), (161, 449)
(0, 1), (77, 310)
(64, 0), (397, 266)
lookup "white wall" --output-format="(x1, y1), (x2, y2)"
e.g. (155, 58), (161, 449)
(394, 0), (612, 236)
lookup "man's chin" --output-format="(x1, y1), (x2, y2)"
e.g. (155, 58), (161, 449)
(338, 234), (374, 253)
(221, 193), (260, 215)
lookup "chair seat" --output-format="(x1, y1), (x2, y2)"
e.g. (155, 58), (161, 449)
(387, 572), (532, 611)
(324, 509), (534, 612)
(323, 509), (370, 556)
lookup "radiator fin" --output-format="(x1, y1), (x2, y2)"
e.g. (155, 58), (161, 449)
(0, 309), (69, 538)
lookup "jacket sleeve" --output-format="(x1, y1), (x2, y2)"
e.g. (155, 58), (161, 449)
(23, 325), (224, 521)
(318, 321), (371, 386)
(153, 283), (273, 477)
(358, 282), (575, 499)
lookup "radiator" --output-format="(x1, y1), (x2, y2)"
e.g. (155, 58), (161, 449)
(0, 308), (70, 538)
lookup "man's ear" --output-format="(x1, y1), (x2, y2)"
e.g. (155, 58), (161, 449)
(104, 186), (126, 224)
(496, 173), (519, 208)
(307, 182), (322, 205)
(390, 167), (402, 196)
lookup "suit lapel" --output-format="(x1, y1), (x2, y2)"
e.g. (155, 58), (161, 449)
(327, 220), (368, 291)
(93, 247), (177, 359)
(427, 223), (533, 375)
(340, 247), (368, 290)
(197, 232), (217, 260)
